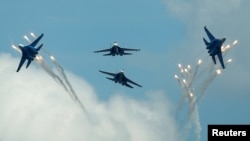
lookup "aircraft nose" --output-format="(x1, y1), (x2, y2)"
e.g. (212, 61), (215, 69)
(18, 44), (24, 48)
(18, 45), (24, 50)
(113, 42), (118, 46)
(222, 38), (226, 43)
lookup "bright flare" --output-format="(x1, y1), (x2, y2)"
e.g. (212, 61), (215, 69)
(12, 44), (17, 49)
(174, 75), (179, 79)
(216, 69), (221, 75)
(35, 55), (43, 61)
(24, 35), (31, 43)
(181, 69), (184, 73)
(183, 79), (187, 84)
(233, 40), (238, 45)
(50, 56), (55, 61)
(178, 64), (182, 69)
(189, 93), (194, 98)
(30, 32), (36, 38)
(221, 46), (225, 52)
(12, 45), (21, 53)
(227, 59), (232, 63)
(198, 59), (202, 65)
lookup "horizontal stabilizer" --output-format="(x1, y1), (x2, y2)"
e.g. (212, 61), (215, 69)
(203, 37), (209, 46)
(217, 51), (225, 69)
(125, 83), (133, 88)
(212, 55), (216, 65)
(103, 53), (112, 56)
(106, 77), (115, 81)
(123, 53), (132, 55)
(26, 60), (32, 68)
(36, 44), (43, 51)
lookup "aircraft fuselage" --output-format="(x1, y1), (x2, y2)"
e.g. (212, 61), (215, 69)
(114, 72), (126, 84)
(20, 46), (38, 60)
(206, 38), (225, 55)
(110, 46), (123, 56)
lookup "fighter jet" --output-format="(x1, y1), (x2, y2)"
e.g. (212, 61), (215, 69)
(16, 33), (44, 72)
(99, 69), (142, 88)
(203, 26), (226, 69)
(94, 42), (140, 56)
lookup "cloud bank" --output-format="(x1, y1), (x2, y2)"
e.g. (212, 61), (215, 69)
(0, 53), (178, 141)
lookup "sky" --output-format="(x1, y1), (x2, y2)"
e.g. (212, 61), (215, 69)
(0, 0), (249, 141)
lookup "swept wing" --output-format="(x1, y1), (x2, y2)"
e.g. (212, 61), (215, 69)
(16, 55), (26, 72)
(125, 83), (133, 88)
(217, 50), (225, 69)
(204, 26), (215, 41)
(29, 33), (44, 47)
(99, 70), (116, 77)
(122, 48), (140, 51)
(94, 48), (111, 53)
(126, 77), (142, 87)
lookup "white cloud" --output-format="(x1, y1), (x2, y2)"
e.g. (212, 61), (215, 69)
(164, 0), (241, 26)
(0, 53), (178, 141)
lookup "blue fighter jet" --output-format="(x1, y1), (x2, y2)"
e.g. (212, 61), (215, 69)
(94, 42), (140, 56)
(16, 33), (44, 72)
(99, 69), (142, 88)
(203, 26), (226, 69)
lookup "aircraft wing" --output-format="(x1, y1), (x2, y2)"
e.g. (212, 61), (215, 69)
(94, 48), (111, 53)
(126, 77), (142, 87)
(16, 55), (26, 72)
(29, 33), (44, 47)
(123, 53), (132, 55)
(106, 77), (115, 82)
(217, 50), (225, 69)
(99, 70), (116, 76)
(122, 48), (140, 51)
(212, 55), (216, 65)
(204, 26), (215, 41)
(125, 83), (133, 88)
(103, 53), (112, 56)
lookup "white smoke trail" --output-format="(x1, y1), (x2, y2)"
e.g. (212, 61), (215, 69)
(22, 33), (71, 94)
(175, 63), (201, 141)
(13, 33), (89, 116)
(36, 55), (71, 94)
(191, 102), (201, 141)
(174, 75), (187, 118)
(31, 33), (88, 115)
(180, 94), (201, 141)
(12, 44), (64, 88)
(43, 49), (88, 115)
(195, 40), (237, 103)
(174, 40), (238, 141)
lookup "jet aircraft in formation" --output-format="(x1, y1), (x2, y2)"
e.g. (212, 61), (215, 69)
(13, 25), (229, 88)
(203, 26), (226, 69)
(99, 69), (142, 88)
(16, 33), (44, 72)
(94, 42), (140, 56)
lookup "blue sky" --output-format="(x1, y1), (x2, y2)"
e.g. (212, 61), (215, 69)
(0, 0), (249, 141)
